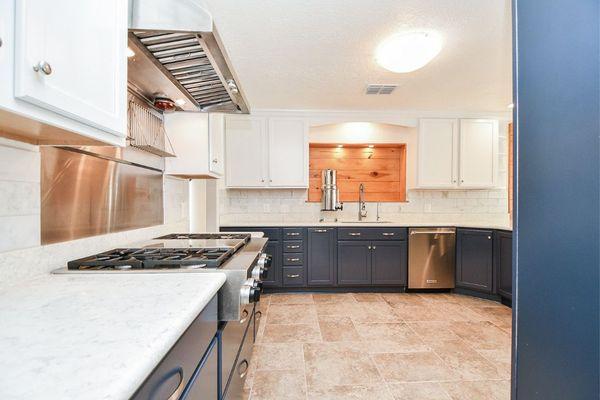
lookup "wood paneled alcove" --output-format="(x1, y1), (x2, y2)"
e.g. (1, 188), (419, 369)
(308, 143), (406, 202)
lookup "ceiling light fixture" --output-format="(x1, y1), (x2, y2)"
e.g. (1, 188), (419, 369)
(337, 144), (344, 148)
(375, 32), (443, 73)
(175, 99), (187, 106)
(368, 145), (375, 148)
(126, 47), (135, 58)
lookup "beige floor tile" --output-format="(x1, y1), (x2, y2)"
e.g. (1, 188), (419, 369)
(449, 294), (504, 308)
(407, 321), (462, 343)
(307, 384), (395, 400)
(268, 293), (314, 305)
(441, 380), (510, 400)
(266, 303), (318, 324)
(477, 348), (512, 377)
(251, 369), (307, 400)
(392, 304), (452, 322)
(382, 293), (429, 306)
(312, 293), (356, 303)
(436, 303), (491, 322)
(252, 342), (305, 371)
(318, 316), (361, 342)
(429, 339), (506, 380)
(417, 293), (461, 304)
(470, 305), (513, 329)
(261, 323), (322, 343)
(303, 342), (382, 388)
(449, 321), (511, 350)
(354, 322), (429, 353)
(387, 382), (452, 400)
(315, 301), (359, 317)
(350, 302), (400, 323)
(372, 351), (458, 383)
(351, 292), (385, 302)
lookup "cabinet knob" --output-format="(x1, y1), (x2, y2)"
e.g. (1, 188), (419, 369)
(368, 245), (372, 250)
(0, 38), (3, 48)
(33, 61), (52, 75)
(372, 246), (377, 250)
(212, 158), (218, 163)
(487, 236), (492, 240)
(261, 179), (265, 182)
(452, 179), (457, 183)
(461, 180), (464, 183)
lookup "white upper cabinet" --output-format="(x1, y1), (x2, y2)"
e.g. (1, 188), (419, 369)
(225, 115), (308, 188)
(459, 119), (498, 188)
(164, 112), (224, 179)
(267, 118), (308, 187)
(225, 116), (266, 187)
(209, 113), (225, 176)
(417, 119), (458, 188)
(0, 0), (127, 145)
(417, 118), (499, 189)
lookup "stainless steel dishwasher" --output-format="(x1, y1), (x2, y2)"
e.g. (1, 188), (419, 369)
(408, 227), (456, 289)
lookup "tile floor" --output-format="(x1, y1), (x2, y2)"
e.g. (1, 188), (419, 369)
(245, 292), (512, 400)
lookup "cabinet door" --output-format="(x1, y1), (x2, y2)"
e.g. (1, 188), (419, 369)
(337, 241), (371, 286)
(459, 119), (498, 188)
(225, 117), (266, 187)
(14, 0), (127, 136)
(494, 231), (513, 300)
(267, 118), (308, 187)
(456, 229), (494, 293)
(307, 228), (336, 286)
(208, 113), (225, 175)
(164, 112), (210, 177)
(263, 241), (282, 288)
(371, 241), (407, 286)
(417, 119), (458, 188)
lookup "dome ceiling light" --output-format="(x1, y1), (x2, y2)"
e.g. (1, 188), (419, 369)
(375, 32), (443, 73)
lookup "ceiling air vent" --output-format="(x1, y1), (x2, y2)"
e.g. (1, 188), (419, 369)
(365, 84), (397, 95)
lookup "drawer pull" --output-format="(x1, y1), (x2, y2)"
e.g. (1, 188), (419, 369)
(238, 359), (249, 379)
(382, 232), (395, 236)
(314, 229), (327, 233)
(288, 245), (300, 249)
(288, 258), (300, 262)
(287, 274), (300, 278)
(348, 232), (361, 236)
(255, 311), (262, 320)
(240, 309), (249, 324)
(287, 232), (300, 236)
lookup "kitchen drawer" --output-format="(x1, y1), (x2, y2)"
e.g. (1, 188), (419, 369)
(283, 253), (304, 266)
(220, 227), (281, 241)
(337, 227), (407, 241)
(223, 311), (254, 400)
(133, 296), (218, 400)
(283, 227), (304, 239)
(283, 240), (304, 252)
(282, 267), (305, 286)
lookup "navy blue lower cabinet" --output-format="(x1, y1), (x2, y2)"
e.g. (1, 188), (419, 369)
(337, 241), (371, 285)
(263, 240), (282, 287)
(371, 241), (407, 286)
(494, 230), (512, 300)
(307, 228), (336, 286)
(456, 229), (494, 293)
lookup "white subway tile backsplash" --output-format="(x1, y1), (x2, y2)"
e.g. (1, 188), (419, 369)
(0, 215), (40, 252)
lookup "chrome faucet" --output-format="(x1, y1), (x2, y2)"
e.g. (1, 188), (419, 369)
(358, 183), (367, 221)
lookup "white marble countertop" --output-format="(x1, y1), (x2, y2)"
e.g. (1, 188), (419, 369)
(220, 221), (512, 231)
(0, 272), (226, 400)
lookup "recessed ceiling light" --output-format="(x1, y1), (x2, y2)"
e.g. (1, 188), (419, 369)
(175, 99), (187, 106)
(337, 144), (344, 148)
(375, 32), (443, 73)
(368, 145), (374, 148)
(126, 47), (135, 58)
(507, 103), (515, 109)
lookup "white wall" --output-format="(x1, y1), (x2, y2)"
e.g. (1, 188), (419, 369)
(0, 138), (190, 288)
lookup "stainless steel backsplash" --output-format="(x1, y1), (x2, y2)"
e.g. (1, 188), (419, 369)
(41, 146), (164, 244)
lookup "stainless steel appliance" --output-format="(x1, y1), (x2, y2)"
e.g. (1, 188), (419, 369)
(321, 169), (343, 211)
(128, 0), (249, 113)
(408, 227), (456, 289)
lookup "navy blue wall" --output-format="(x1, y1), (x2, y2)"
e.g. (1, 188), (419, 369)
(513, 1), (600, 399)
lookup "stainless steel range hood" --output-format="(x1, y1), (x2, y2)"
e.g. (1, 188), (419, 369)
(128, 0), (249, 113)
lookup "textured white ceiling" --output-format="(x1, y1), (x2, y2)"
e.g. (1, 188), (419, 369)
(197, 0), (513, 112)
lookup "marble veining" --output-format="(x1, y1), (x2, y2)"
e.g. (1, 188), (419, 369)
(0, 272), (226, 400)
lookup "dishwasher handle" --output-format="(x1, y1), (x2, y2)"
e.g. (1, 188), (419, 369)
(409, 229), (456, 235)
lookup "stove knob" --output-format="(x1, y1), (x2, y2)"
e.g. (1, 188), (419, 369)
(260, 266), (268, 280)
(251, 265), (263, 281)
(249, 286), (261, 303)
(253, 280), (263, 291)
(258, 253), (272, 269)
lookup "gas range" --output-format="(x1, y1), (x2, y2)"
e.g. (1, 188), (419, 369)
(55, 233), (270, 322)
